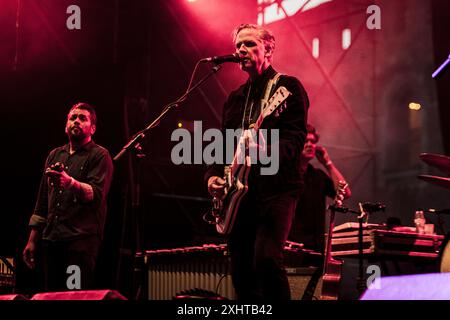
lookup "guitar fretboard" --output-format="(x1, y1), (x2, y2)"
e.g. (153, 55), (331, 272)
(253, 86), (291, 131)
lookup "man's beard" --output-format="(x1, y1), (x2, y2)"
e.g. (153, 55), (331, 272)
(68, 127), (86, 142)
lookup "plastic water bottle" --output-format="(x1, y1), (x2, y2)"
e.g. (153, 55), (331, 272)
(414, 211), (426, 234)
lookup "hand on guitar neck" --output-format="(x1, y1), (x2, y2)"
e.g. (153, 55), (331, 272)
(231, 129), (267, 172)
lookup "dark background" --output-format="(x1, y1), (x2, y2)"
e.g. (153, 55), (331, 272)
(0, 0), (449, 298)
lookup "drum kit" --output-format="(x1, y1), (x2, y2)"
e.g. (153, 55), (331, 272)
(418, 153), (450, 189)
(418, 153), (450, 272)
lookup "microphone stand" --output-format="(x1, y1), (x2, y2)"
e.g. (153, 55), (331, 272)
(327, 204), (362, 298)
(114, 64), (223, 162)
(356, 203), (368, 297)
(330, 203), (384, 298)
(113, 63), (223, 299)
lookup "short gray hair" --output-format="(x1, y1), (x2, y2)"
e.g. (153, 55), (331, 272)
(232, 23), (275, 62)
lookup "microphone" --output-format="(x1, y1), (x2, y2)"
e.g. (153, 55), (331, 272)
(200, 53), (241, 64)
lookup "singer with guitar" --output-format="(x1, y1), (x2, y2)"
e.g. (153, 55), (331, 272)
(205, 23), (309, 300)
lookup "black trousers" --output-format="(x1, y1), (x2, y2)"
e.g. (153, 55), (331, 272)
(228, 190), (298, 301)
(42, 236), (100, 292)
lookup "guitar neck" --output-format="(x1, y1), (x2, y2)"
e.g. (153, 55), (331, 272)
(252, 113), (264, 131)
(324, 209), (336, 266)
(252, 86), (291, 132)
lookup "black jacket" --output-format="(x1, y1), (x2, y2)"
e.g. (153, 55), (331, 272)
(205, 65), (309, 199)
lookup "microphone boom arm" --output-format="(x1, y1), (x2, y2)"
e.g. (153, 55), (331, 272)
(113, 63), (222, 162)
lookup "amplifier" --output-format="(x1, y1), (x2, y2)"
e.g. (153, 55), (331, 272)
(143, 244), (235, 300)
(287, 267), (323, 300)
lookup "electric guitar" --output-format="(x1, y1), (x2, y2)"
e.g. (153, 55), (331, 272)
(211, 85), (291, 235)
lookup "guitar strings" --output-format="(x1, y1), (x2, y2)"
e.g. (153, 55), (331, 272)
(241, 83), (252, 130)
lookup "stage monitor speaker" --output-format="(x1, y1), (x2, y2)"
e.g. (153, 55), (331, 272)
(287, 267), (323, 300)
(31, 290), (127, 300)
(360, 273), (450, 300)
(0, 294), (28, 300)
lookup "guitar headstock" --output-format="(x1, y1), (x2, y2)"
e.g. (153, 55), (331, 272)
(261, 86), (291, 119)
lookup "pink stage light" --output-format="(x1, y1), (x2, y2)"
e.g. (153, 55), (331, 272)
(177, 0), (257, 55)
(257, 0), (333, 25)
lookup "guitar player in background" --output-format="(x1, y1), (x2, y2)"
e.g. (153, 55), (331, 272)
(205, 23), (309, 300)
(289, 124), (352, 255)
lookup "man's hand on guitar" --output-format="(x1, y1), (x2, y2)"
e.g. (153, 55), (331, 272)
(208, 176), (226, 198)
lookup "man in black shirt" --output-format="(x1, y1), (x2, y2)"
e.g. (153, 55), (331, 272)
(205, 24), (309, 300)
(289, 124), (351, 254)
(23, 102), (113, 291)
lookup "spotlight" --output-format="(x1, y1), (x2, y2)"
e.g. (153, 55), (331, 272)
(409, 103), (421, 111)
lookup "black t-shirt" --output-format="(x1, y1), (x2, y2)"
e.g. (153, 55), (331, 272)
(289, 164), (335, 253)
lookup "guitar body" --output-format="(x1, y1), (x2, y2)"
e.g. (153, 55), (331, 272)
(210, 86), (292, 235)
(215, 163), (250, 234)
(320, 257), (343, 300)
(320, 181), (348, 300)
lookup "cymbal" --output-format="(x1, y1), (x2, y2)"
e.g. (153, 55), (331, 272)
(418, 174), (450, 189)
(420, 153), (450, 175)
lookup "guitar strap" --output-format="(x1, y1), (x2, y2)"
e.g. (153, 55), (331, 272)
(247, 72), (282, 128)
(261, 72), (282, 112)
